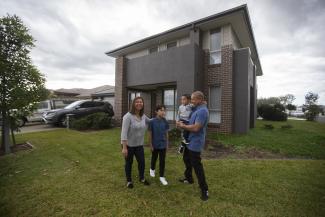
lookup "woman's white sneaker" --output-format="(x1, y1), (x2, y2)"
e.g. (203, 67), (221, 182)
(159, 177), (168, 185)
(150, 169), (155, 177)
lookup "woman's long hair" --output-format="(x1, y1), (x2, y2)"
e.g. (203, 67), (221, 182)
(130, 96), (144, 117)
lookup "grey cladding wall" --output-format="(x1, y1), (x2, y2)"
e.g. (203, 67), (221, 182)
(126, 43), (204, 103)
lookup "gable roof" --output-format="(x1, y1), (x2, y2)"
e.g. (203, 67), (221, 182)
(105, 4), (262, 76)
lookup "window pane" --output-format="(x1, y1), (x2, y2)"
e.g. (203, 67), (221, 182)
(167, 41), (177, 49)
(166, 110), (174, 120)
(149, 47), (158, 53)
(37, 101), (49, 109)
(209, 51), (221, 64)
(209, 86), (221, 110)
(210, 29), (221, 51)
(209, 111), (221, 123)
(164, 89), (175, 120)
(164, 90), (174, 105)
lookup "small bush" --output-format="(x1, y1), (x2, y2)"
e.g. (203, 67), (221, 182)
(70, 112), (113, 130)
(168, 128), (182, 146)
(258, 103), (287, 121)
(263, 124), (274, 130)
(281, 124), (293, 129)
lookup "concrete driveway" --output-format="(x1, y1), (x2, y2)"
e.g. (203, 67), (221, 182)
(17, 123), (61, 134)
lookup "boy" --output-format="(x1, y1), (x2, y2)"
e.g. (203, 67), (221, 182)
(176, 94), (192, 154)
(148, 105), (170, 185)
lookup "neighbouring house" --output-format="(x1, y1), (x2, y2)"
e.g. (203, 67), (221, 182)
(91, 86), (115, 107)
(55, 85), (115, 101)
(106, 4), (263, 134)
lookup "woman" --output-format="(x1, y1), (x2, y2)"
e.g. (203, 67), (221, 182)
(121, 96), (150, 188)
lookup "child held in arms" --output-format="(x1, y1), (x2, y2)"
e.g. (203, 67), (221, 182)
(176, 94), (192, 154)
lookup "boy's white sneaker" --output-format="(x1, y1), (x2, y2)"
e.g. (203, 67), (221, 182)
(160, 177), (168, 185)
(150, 169), (155, 177)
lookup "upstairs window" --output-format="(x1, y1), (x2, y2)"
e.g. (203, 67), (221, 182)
(149, 46), (158, 53)
(210, 29), (221, 64)
(167, 41), (177, 49)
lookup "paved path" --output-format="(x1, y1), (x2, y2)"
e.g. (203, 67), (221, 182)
(316, 115), (325, 123)
(17, 123), (61, 134)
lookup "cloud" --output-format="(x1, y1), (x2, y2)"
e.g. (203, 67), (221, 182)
(1, 0), (324, 105)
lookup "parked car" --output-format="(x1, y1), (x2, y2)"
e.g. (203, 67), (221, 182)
(0, 99), (76, 127)
(42, 100), (114, 126)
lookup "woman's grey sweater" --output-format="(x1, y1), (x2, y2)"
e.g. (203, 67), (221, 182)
(121, 112), (150, 147)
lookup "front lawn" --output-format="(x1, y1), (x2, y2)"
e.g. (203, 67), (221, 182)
(0, 126), (324, 217)
(208, 120), (325, 159)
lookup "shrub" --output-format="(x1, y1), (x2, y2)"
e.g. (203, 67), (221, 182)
(263, 124), (274, 130)
(281, 124), (293, 129)
(70, 112), (113, 130)
(258, 103), (287, 121)
(168, 128), (182, 146)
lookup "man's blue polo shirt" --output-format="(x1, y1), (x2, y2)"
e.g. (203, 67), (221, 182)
(188, 104), (209, 152)
(148, 117), (169, 149)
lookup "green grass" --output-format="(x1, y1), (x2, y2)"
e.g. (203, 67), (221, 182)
(208, 120), (325, 159)
(0, 126), (325, 217)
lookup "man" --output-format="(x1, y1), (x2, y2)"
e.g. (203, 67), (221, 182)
(176, 91), (209, 201)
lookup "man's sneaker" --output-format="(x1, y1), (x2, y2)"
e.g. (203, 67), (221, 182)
(178, 145), (184, 154)
(159, 177), (168, 185)
(150, 169), (155, 177)
(126, 182), (133, 189)
(178, 178), (193, 184)
(140, 179), (150, 186)
(201, 190), (209, 201)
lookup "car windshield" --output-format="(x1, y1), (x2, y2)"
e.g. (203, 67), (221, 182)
(64, 101), (83, 109)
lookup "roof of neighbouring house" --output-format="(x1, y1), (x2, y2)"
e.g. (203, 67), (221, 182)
(55, 85), (115, 98)
(91, 86), (115, 97)
(105, 4), (263, 76)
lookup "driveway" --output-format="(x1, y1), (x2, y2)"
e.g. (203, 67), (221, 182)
(17, 123), (61, 134)
(316, 115), (325, 123)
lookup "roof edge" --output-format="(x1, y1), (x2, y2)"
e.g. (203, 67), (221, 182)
(105, 4), (247, 56)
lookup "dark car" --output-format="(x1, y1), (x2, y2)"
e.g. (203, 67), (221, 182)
(42, 100), (114, 126)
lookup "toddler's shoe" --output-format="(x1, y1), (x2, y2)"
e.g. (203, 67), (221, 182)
(150, 169), (155, 177)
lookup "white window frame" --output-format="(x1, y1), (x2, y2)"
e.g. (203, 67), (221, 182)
(129, 91), (141, 109)
(167, 41), (177, 50)
(209, 29), (221, 65)
(149, 46), (158, 54)
(163, 88), (177, 120)
(208, 86), (221, 123)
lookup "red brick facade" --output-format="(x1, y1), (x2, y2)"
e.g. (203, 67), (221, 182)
(203, 44), (233, 133)
(114, 57), (128, 125)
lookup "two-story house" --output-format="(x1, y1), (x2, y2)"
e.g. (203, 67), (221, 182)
(106, 4), (263, 134)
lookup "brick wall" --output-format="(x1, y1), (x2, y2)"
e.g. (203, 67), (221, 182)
(114, 57), (128, 126)
(203, 44), (233, 133)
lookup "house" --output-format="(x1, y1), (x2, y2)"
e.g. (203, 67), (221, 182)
(91, 86), (115, 107)
(106, 4), (262, 134)
(55, 85), (115, 101)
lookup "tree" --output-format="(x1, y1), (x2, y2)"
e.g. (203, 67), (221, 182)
(279, 94), (296, 107)
(257, 97), (281, 106)
(286, 104), (297, 114)
(304, 92), (321, 121)
(0, 14), (47, 154)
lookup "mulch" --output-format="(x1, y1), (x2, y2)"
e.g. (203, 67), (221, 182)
(0, 142), (34, 156)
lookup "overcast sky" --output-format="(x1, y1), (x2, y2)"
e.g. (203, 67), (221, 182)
(1, 0), (324, 105)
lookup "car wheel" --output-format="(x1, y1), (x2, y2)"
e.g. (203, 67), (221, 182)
(59, 115), (67, 127)
(17, 118), (26, 127)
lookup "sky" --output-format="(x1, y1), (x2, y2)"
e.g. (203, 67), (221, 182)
(1, 0), (324, 105)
